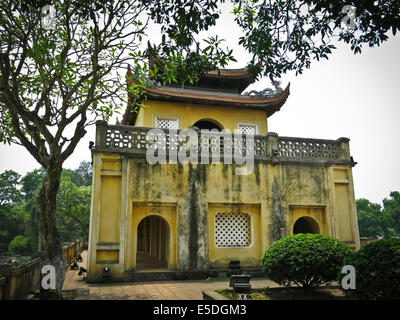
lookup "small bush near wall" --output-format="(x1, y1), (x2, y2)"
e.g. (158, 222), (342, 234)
(262, 234), (352, 291)
(338, 238), (400, 300)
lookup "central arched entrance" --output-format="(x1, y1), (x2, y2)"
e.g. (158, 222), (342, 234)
(136, 215), (170, 271)
(293, 216), (320, 234)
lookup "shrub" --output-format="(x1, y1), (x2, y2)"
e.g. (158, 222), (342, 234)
(262, 233), (352, 290)
(8, 235), (30, 255)
(338, 238), (400, 300)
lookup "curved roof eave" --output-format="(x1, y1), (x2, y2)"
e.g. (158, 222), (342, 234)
(142, 83), (290, 114)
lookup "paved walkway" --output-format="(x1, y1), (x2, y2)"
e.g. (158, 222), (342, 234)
(62, 251), (278, 300)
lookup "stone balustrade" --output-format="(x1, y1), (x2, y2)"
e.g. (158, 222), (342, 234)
(94, 121), (353, 165)
(0, 238), (85, 300)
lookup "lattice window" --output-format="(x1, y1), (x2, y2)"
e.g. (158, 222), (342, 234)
(155, 116), (178, 129)
(238, 124), (257, 135)
(215, 212), (251, 247)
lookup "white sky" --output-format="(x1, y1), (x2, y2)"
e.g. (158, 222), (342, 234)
(0, 3), (399, 205)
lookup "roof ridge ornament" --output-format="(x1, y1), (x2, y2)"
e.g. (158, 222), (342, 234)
(243, 81), (284, 98)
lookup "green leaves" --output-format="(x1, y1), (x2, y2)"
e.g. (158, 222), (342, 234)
(144, 0), (224, 47)
(0, 170), (23, 207)
(339, 238), (400, 300)
(232, 0), (400, 80)
(8, 234), (30, 255)
(356, 194), (400, 239)
(262, 234), (352, 290)
(149, 33), (237, 86)
(56, 174), (91, 242)
(139, 0), (237, 84)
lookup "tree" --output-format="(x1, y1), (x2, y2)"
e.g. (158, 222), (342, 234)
(71, 160), (92, 187)
(0, 170), (22, 206)
(382, 191), (400, 236)
(8, 234), (30, 255)
(356, 195), (400, 239)
(0, 205), (27, 249)
(20, 168), (46, 252)
(21, 168), (46, 201)
(0, 170), (25, 250)
(357, 198), (385, 238)
(233, 0), (400, 80)
(1, 0), (399, 298)
(56, 175), (91, 242)
(0, 167), (91, 255)
(0, 0), (233, 298)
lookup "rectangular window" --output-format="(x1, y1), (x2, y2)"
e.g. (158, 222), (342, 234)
(237, 123), (258, 135)
(214, 212), (251, 247)
(155, 116), (179, 129)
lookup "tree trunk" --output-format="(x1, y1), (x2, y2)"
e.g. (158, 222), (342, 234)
(37, 164), (66, 300)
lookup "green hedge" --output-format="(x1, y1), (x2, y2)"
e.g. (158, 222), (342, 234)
(338, 238), (400, 300)
(262, 233), (352, 290)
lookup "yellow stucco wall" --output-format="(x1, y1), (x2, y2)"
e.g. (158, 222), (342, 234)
(98, 176), (120, 243)
(135, 100), (268, 134)
(87, 151), (360, 282)
(87, 154), (126, 280)
(87, 96), (359, 282)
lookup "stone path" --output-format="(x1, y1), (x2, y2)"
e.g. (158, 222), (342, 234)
(62, 251), (278, 300)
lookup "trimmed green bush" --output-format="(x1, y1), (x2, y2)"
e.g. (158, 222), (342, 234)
(262, 233), (352, 290)
(338, 238), (400, 300)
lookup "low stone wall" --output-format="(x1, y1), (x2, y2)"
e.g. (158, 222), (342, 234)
(63, 238), (85, 267)
(0, 238), (85, 300)
(360, 237), (377, 247)
(0, 257), (42, 300)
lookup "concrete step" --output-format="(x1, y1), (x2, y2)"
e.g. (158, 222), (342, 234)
(124, 268), (265, 282)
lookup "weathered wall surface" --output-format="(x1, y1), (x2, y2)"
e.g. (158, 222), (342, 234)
(87, 151), (360, 282)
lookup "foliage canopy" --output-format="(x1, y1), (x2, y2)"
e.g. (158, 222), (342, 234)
(338, 238), (400, 300)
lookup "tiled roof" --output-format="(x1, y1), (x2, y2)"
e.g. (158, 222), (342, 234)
(123, 66), (290, 125)
(142, 85), (290, 111)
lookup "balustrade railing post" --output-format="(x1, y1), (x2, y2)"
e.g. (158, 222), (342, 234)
(337, 137), (351, 161)
(95, 120), (108, 150)
(266, 132), (279, 159)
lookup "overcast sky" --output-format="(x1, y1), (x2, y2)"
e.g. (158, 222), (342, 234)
(0, 3), (399, 205)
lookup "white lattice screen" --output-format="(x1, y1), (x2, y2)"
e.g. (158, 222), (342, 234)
(215, 212), (251, 247)
(155, 117), (178, 129)
(238, 124), (257, 135)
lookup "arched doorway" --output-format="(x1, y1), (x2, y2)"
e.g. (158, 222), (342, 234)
(136, 215), (170, 271)
(193, 119), (223, 131)
(293, 216), (320, 234)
